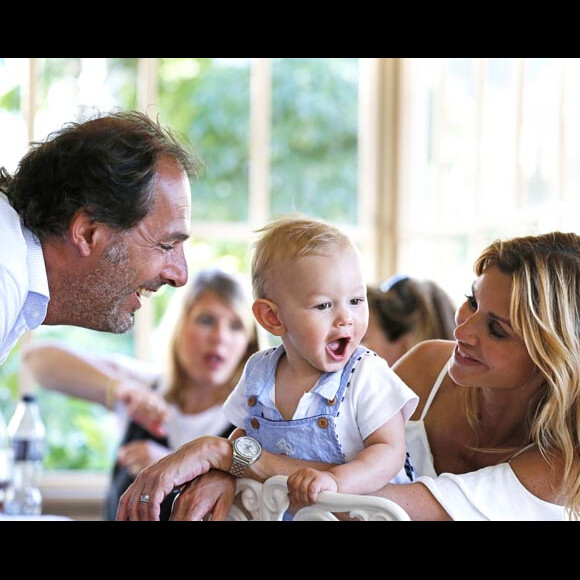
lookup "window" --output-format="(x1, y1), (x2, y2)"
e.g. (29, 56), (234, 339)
(396, 58), (580, 304)
(0, 58), (368, 473)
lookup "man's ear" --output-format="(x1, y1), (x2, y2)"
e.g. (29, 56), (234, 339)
(252, 299), (286, 336)
(68, 208), (107, 257)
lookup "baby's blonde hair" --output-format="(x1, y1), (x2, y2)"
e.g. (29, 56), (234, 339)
(251, 214), (353, 299)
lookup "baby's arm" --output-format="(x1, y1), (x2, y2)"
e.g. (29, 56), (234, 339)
(287, 410), (407, 504)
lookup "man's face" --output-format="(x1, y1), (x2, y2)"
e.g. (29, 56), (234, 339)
(68, 157), (192, 334)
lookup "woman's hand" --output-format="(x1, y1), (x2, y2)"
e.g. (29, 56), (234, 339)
(116, 435), (233, 521)
(117, 440), (171, 477)
(117, 386), (169, 437)
(170, 470), (237, 521)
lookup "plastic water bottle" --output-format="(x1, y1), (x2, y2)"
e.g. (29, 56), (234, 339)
(4, 394), (46, 516)
(0, 409), (14, 513)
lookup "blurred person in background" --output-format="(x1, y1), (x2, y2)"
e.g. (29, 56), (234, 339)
(363, 275), (456, 366)
(23, 268), (259, 520)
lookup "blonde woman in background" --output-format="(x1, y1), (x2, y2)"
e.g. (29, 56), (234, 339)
(364, 275), (456, 366)
(23, 268), (259, 520)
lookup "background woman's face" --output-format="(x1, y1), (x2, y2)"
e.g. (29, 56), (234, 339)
(176, 291), (250, 388)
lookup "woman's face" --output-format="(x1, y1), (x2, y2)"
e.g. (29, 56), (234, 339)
(449, 265), (540, 392)
(176, 290), (251, 388)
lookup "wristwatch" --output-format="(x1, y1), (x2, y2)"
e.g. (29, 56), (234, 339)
(229, 436), (262, 477)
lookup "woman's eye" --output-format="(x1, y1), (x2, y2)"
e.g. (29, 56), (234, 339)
(230, 320), (245, 332)
(196, 314), (215, 326)
(489, 322), (507, 339)
(465, 294), (477, 310)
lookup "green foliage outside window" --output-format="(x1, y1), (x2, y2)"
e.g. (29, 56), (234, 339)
(1, 57), (360, 472)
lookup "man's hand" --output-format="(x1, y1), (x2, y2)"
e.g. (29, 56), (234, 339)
(170, 470), (237, 521)
(116, 436), (232, 521)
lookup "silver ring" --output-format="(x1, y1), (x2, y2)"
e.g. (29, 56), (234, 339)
(139, 493), (150, 503)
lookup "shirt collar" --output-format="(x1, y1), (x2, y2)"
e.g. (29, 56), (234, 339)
(24, 227), (49, 299)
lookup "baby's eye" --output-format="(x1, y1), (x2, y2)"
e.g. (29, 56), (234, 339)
(350, 298), (364, 305)
(316, 302), (331, 311)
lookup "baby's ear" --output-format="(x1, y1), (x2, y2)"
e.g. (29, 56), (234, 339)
(252, 299), (286, 336)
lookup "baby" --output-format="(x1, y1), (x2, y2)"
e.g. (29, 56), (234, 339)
(224, 215), (418, 507)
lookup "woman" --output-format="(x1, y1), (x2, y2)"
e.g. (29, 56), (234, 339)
(23, 268), (259, 520)
(364, 276), (456, 365)
(117, 232), (580, 521)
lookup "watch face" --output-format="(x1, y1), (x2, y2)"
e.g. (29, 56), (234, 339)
(236, 436), (261, 459)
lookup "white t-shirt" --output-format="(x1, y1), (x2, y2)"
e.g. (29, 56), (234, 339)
(416, 465), (567, 521)
(165, 403), (232, 450)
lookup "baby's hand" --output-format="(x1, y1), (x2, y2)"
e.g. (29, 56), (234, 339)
(287, 468), (339, 505)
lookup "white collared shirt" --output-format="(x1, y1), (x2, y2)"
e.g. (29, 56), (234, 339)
(0, 192), (49, 364)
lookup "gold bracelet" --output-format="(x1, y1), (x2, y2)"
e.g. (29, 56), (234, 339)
(104, 378), (120, 410)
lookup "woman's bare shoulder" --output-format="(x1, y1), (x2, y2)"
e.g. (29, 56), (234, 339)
(509, 446), (565, 506)
(392, 340), (455, 411)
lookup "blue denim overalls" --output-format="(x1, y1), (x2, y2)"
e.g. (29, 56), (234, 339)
(243, 344), (416, 483)
(243, 344), (368, 464)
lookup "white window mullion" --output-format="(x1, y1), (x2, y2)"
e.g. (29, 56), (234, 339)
(362, 58), (394, 284)
(474, 58), (485, 218)
(248, 58), (271, 234)
(515, 58), (525, 208)
(559, 58), (567, 203)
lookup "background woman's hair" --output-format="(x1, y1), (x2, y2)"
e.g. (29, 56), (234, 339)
(367, 276), (456, 345)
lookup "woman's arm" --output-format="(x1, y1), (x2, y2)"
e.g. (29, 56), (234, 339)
(371, 481), (452, 521)
(23, 342), (169, 435)
(23, 342), (145, 406)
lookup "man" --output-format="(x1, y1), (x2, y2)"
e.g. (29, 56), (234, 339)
(0, 111), (198, 365)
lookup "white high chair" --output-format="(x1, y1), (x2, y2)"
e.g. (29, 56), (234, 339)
(228, 475), (411, 521)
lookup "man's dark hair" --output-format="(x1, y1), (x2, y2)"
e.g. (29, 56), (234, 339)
(0, 110), (200, 240)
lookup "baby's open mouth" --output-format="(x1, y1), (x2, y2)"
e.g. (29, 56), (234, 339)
(327, 337), (350, 359)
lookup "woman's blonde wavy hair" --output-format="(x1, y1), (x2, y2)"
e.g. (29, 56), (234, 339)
(469, 231), (580, 519)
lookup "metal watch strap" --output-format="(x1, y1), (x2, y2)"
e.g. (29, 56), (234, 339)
(229, 454), (251, 478)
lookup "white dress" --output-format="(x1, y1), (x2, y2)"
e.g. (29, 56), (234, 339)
(405, 360), (567, 521)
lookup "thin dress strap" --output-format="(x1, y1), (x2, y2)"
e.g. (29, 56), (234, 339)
(418, 358), (450, 421)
